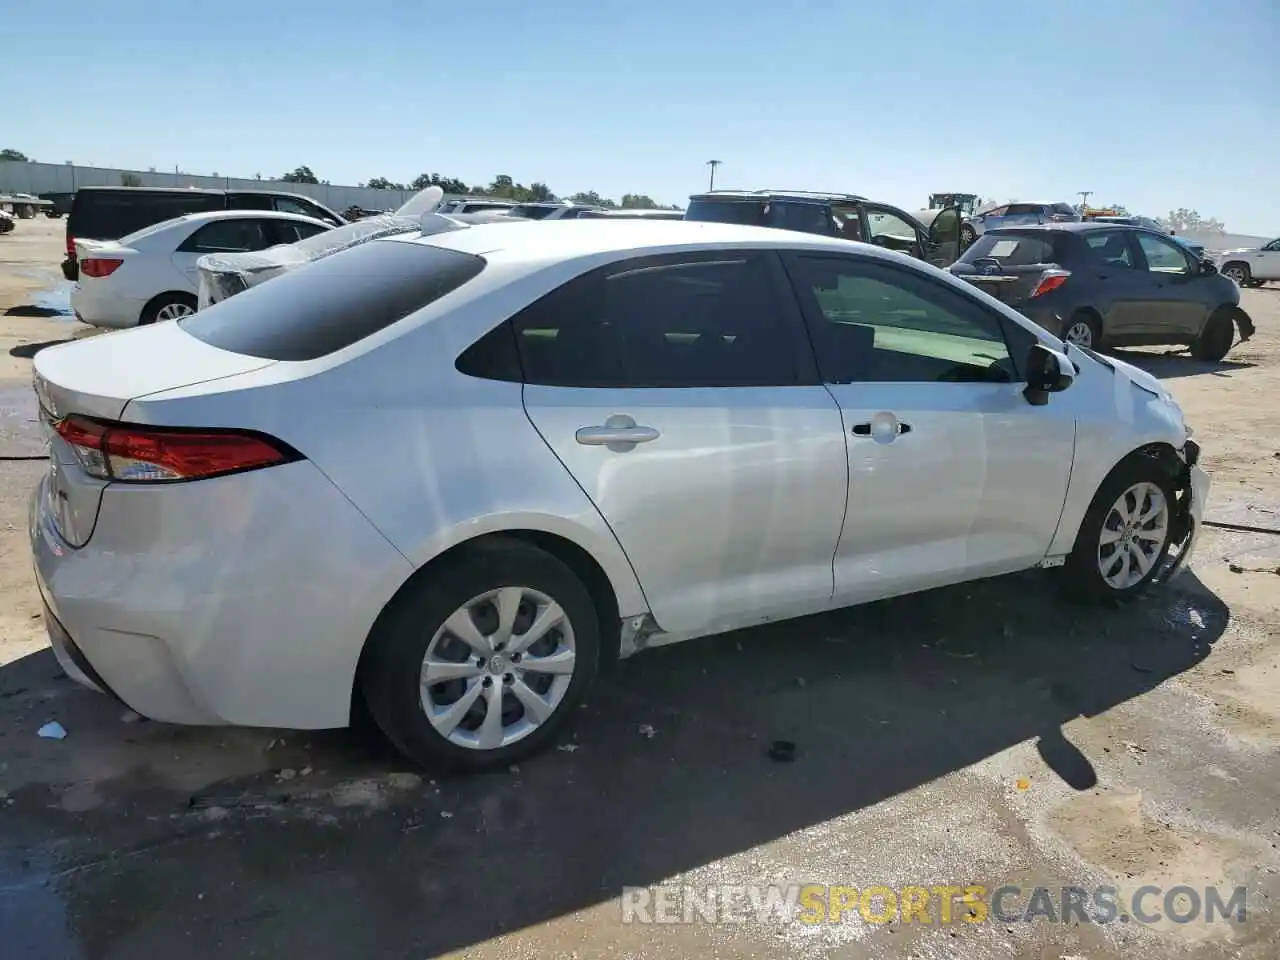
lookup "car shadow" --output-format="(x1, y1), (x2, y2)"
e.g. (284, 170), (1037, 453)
(1108, 347), (1257, 380)
(8, 339), (74, 359)
(0, 569), (1231, 958)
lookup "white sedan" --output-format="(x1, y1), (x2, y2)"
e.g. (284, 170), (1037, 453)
(32, 218), (1208, 770)
(70, 210), (333, 328)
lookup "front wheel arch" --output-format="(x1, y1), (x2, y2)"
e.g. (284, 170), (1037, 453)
(138, 291), (197, 325)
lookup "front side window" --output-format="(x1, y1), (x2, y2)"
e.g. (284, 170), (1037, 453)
(864, 208), (920, 247)
(180, 218), (270, 253)
(275, 196), (341, 225)
(510, 254), (799, 388)
(764, 201), (834, 236)
(272, 220), (330, 244)
(981, 205), (1009, 218)
(1263, 238), (1280, 252)
(1084, 230), (1136, 268)
(787, 256), (1019, 384)
(1136, 233), (1192, 274)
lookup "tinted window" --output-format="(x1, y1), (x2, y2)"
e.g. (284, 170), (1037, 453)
(1051, 203), (1078, 217)
(1083, 230), (1135, 268)
(181, 240), (485, 361)
(787, 256), (1019, 384)
(508, 204), (558, 220)
(180, 218), (271, 253)
(960, 232), (1058, 266)
(684, 198), (764, 226)
(71, 191), (225, 240)
(1005, 203), (1041, 216)
(512, 255), (799, 388)
(272, 220), (330, 244)
(1136, 233), (1191, 274)
(763, 201), (834, 235)
(229, 194), (274, 211)
(1263, 239), (1280, 252)
(982, 205), (1009, 218)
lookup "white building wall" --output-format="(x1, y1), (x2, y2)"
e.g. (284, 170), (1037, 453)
(0, 160), (437, 213)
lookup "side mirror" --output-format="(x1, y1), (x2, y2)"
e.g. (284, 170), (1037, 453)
(1199, 259), (1217, 274)
(1024, 343), (1075, 406)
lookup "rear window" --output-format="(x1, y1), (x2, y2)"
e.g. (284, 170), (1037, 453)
(71, 191), (225, 240)
(180, 240), (485, 361)
(1050, 203), (1078, 217)
(684, 198), (765, 226)
(508, 204), (558, 220)
(960, 232), (1059, 266)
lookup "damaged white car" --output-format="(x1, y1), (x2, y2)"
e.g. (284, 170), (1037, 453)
(31, 212), (1209, 770)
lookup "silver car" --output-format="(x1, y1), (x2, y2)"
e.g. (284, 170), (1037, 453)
(30, 218), (1209, 769)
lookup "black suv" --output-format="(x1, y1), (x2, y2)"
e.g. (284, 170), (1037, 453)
(684, 190), (963, 267)
(949, 222), (1253, 361)
(61, 187), (346, 281)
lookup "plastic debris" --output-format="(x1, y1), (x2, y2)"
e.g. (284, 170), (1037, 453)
(440, 810), (454, 819)
(277, 768), (297, 782)
(37, 721), (67, 740)
(638, 724), (656, 739)
(1015, 778), (1031, 791)
(556, 743), (580, 753)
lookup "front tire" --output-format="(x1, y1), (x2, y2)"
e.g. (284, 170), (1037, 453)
(1190, 308), (1234, 362)
(1063, 457), (1176, 605)
(1221, 262), (1251, 286)
(360, 539), (601, 770)
(960, 224), (977, 248)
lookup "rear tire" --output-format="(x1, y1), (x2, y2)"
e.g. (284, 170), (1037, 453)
(1062, 310), (1102, 349)
(1190, 308), (1234, 362)
(360, 539), (601, 771)
(960, 224), (976, 248)
(139, 292), (197, 325)
(1063, 456), (1176, 606)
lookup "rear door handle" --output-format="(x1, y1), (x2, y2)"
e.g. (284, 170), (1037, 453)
(852, 420), (912, 438)
(575, 414), (660, 449)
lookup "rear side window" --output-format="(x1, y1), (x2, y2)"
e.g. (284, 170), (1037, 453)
(180, 240), (485, 361)
(1051, 203), (1078, 217)
(505, 253), (800, 388)
(684, 199), (764, 226)
(960, 232), (1058, 265)
(71, 191), (224, 240)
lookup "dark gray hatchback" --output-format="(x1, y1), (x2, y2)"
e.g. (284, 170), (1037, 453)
(949, 223), (1253, 362)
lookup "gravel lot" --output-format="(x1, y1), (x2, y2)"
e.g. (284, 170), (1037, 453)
(1, 217), (1278, 959)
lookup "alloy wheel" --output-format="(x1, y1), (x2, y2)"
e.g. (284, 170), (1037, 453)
(155, 302), (195, 322)
(1097, 482), (1169, 590)
(1223, 266), (1248, 285)
(1063, 320), (1094, 347)
(420, 586), (576, 750)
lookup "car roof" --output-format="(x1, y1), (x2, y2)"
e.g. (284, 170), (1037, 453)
(75, 185), (324, 201)
(989, 221), (1145, 234)
(404, 217), (870, 262)
(689, 189), (866, 203)
(171, 209), (334, 227)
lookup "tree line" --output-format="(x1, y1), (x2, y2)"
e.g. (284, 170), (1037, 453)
(280, 166), (677, 210)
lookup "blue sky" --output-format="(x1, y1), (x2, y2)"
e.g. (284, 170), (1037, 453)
(4, 0), (1277, 233)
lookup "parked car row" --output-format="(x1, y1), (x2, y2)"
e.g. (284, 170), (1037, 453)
(31, 212), (1210, 770)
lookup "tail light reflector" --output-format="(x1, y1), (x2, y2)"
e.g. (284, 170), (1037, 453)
(66, 233), (76, 256)
(1030, 270), (1071, 298)
(53, 415), (299, 482)
(79, 258), (123, 278)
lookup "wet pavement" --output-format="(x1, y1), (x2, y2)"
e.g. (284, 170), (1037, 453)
(1, 517), (1278, 958)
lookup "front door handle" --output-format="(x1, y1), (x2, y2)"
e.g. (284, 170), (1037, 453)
(575, 414), (660, 450)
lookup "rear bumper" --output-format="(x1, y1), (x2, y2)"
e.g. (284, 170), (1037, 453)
(68, 283), (146, 329)
(29, 461), (414, 729)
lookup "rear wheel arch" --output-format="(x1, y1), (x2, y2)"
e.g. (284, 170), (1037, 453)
(353, 529), (625, 721)
(139, 290), (197, 325)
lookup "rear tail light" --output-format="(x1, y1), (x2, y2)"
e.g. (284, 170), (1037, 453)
(1030, 270), (1071, 298)
(79, 258), (123, 278)
(65, 233), (75, 256)
(53, 415), (299, 482)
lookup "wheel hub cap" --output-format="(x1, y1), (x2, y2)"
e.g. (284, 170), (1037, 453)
(1098, 482), (1170, 590)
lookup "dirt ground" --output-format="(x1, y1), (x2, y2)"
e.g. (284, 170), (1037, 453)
(1, 217), (1278, 959)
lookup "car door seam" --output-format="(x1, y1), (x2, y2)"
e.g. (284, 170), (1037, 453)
(1043, 419), (1080, 557)
(517, 383), (659, 622)
(821, 383), (853, 600)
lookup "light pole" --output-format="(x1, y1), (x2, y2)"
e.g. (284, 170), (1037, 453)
(1078, 190), (1093, 214)
(706, 160), (722, 191)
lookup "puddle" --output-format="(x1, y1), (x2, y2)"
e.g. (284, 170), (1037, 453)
(29, 284), (74, 318)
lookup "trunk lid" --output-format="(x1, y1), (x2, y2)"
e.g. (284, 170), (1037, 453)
(32, 324), (276, 547)
(949, 230), (1065, 305)
(949, 257), (1051, 305)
